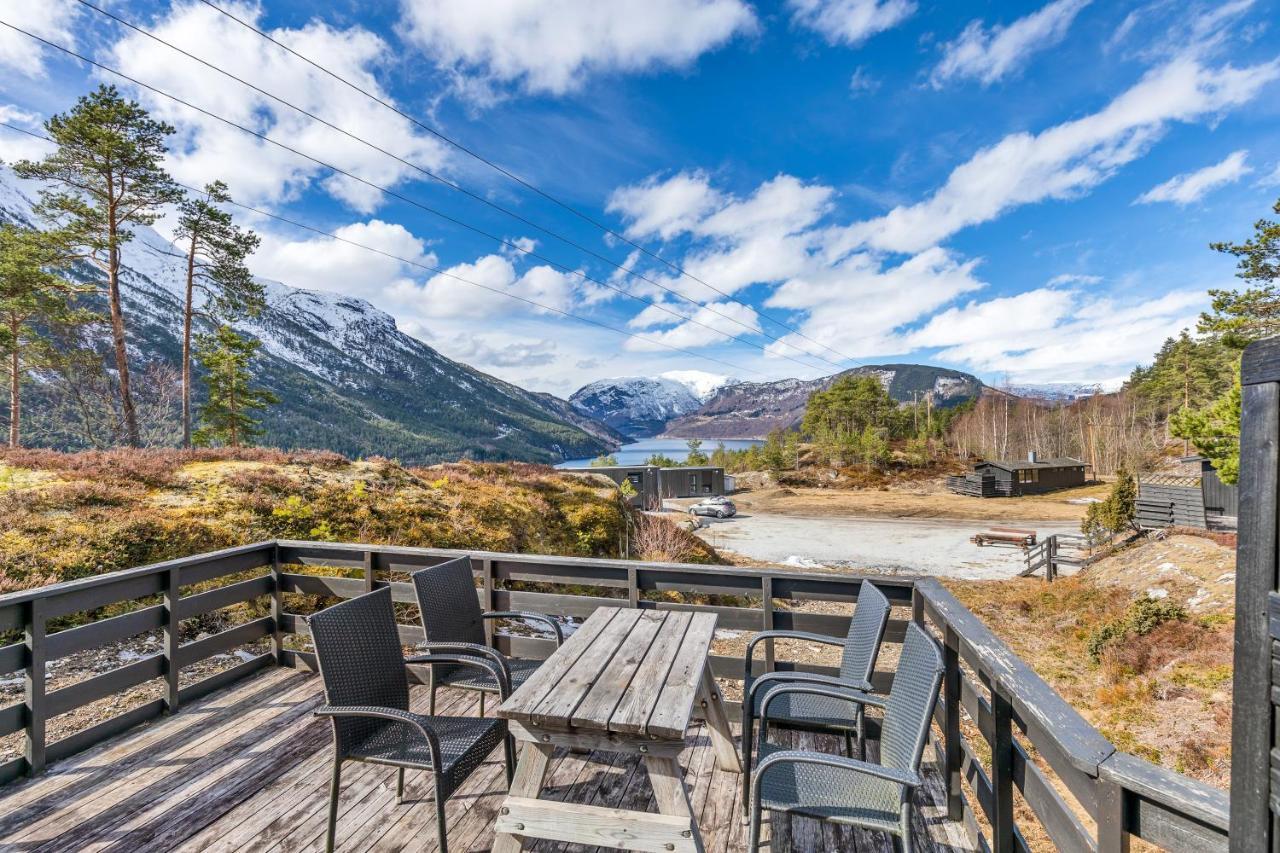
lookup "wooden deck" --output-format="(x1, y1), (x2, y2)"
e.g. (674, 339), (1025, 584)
(0, 666), (974, 852)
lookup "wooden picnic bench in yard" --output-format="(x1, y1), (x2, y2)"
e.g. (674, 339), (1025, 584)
(494, 606), (741, 853)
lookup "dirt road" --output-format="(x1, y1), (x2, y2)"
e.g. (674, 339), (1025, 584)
(689, 510), (1081, 579)
(732, 483), (1107, 522)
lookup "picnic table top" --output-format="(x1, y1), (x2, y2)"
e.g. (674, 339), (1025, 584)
(496, 606), (718, 740)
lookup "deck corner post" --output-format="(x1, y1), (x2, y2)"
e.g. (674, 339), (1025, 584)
(362, 550), (375, 593)
(626, 565), (639, 609)
(482, 557), (495, 646)
(163, 566), (181, 713)
(942, 625), (964, 822)
(911, 584), (925, 624)
(270, 542), (284, 665)
(991, 682), (1016, 853)
(1096, 773), (1131, 853)
(24, 596), (46, 776)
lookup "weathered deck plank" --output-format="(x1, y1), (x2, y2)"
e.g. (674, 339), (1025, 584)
(0, 667), (973, 853)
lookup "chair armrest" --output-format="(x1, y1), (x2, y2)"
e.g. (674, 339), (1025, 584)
(483, 610), (565, 646)
(414, 641), (512, 679)
(405, 652), (512, 698)
(745, 671), (873, 705)
(315, 704), (442, 766)
(754, 748), (921, 792)
(744, 631), (845, 679)
(758, 683), (885, 725)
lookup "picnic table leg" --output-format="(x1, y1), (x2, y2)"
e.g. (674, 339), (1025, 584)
(646, 755), (706, 853)
(698, 665), (743, 773)
(493, 741), (553, 853)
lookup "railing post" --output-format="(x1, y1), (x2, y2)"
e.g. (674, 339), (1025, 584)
(942, 625), (964, 822)
(363, 550), (375, 593)
(163, 567), (181, 713)
(1096, 774), (1131, 853)
(24, 597), (46, 776)
(270, 543), (283, 664)
(482, 557), (495, 646)
(626, 566), (639, 609)
(911, 585), (924, 625)
(761, 575), (775, 673)
(991, 682), (1016, 853)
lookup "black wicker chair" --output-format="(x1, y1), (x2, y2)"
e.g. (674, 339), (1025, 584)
(411, 556), (564, 717)
(748, 620), (945, 853)
(308, 586), (514, 853)
(740, 579), (891, 807)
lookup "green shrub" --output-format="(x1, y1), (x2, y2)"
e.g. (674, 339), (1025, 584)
(1087, 596), (1187, 662)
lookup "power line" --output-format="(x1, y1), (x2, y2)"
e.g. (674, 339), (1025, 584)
(2, 18), (838, 376)
(0, 120), (773, 380)
(71, 0), (844, 375)
(194, 0), (861, 367)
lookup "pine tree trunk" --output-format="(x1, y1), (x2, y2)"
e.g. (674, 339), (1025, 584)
(8, 317), (19, 449)
(107, 207), (140, 447)
(182, 241), (196, 449)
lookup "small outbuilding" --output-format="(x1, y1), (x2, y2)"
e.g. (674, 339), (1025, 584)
(559, 465), (660, 508)
(558, 465), (728, 507)
(947, 452), (1087, 497)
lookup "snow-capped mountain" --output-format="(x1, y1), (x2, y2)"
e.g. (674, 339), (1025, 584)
(1005, 382), (1109, 402)
(569, 376), (707, 440)
(0, 169), (619, 463)
(658, 370), (737, 402)
(665, 364), (985, 438)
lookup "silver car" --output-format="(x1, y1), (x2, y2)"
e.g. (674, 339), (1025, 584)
(688, 497), (736, 518)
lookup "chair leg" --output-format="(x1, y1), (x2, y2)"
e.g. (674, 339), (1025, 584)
(429, 683), (436, 716)
(479, 692), (485, 717)
(740, 704), (753, 813)
(857, 705), (866, 760)
(326, 758), (343, 853)
(748, 800), (764, 852)
(845, 731), (855, 758)
(396, 767), (405, 804)
(899, 801), (913, 853)
(504, 736), (515, 784)
(434, 773), (449, 853)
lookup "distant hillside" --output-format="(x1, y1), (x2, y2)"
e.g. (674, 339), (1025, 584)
(0, 170), (617, 464)
(665, 364), (983, 439)
(569, 376), (706, 440)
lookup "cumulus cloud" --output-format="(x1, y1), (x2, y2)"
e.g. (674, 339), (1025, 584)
(787, 0), (916, 47)
(252, 220), (438, 300)
(0, 105), (53, 163)
(835, 56), (1280, 255)
(420, 253), (582, 319)
(0, 0), (78, 79)
(931, 0), (1092, 88)
(444, 335), (558, 367)
(623, 299), (760, 351)
(105, 2), (449, 212)
(1258, 162), (1280, 188)
(398, 0), (756, 101)
(900, 286), (1206, 383)
(1136, 150), (1252, 205)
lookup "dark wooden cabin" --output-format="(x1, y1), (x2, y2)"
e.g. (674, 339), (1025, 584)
(948, 452), (1087, 497)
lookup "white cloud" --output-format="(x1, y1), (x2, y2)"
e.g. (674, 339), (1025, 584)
(1047, 273), (1102, 286)
(901, 286), (1206, 383)
(836, 56), (1280, 255)
(622, 299), (760, 351)
(105, 2), (450, 212)
(607, 171), (723, 240)
(0, 0), (78, 79)
(444, 335), (558, 367)
(253, 220), (437, 300)
(421, 253), (582, 319)
(931, 0), (1092, 88)
(848, 67), (880, 95)
(0, 105), (53, 163)
(1258, 162), (1280, 188)
(1136, 150), (1252, 205)
(398, 0), (756, 101)
(787, 0), (915, 47)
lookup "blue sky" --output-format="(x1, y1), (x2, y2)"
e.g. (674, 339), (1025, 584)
(2, 0), (1279, 396)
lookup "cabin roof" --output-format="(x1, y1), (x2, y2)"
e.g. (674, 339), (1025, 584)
(978, 456), (1086, 472)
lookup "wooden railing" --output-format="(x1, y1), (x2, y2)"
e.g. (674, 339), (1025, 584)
(0, 539), (1230, 851)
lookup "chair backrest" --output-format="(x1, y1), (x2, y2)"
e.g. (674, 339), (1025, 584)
(838, 580), (891, 684)
(879, 621), (944, 773)
(411, 556), (485, 647)
(308, 586), (409, 754)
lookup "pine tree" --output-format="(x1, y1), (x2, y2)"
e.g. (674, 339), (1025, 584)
(193, 325), (278, 448)
(14, 85), (182, 447)
(685, 438), (708, 465)
(1171, 367), (1241, 484)
(0, 225), (94, 447)
(174, 181), (263, 448)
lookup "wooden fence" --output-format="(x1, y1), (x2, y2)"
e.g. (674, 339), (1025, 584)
(0, 540), (1231, 851)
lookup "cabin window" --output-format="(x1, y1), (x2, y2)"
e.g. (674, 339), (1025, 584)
(1019, 469), (1039, 483)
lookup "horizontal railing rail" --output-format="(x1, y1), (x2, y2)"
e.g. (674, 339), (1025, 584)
(0, 539), (1230, 851)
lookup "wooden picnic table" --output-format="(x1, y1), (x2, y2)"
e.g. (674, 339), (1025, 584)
(493, 606), (741, 853)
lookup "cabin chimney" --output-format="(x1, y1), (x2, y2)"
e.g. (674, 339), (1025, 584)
(1028, 451), (1038, 463)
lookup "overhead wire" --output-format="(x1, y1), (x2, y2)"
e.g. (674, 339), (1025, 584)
(193, 0), (861, 367)
(66, 0), (848, 374)
(0, 120), (775, 379)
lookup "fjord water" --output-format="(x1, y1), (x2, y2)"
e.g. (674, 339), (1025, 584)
(557, 438), (763, 468)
